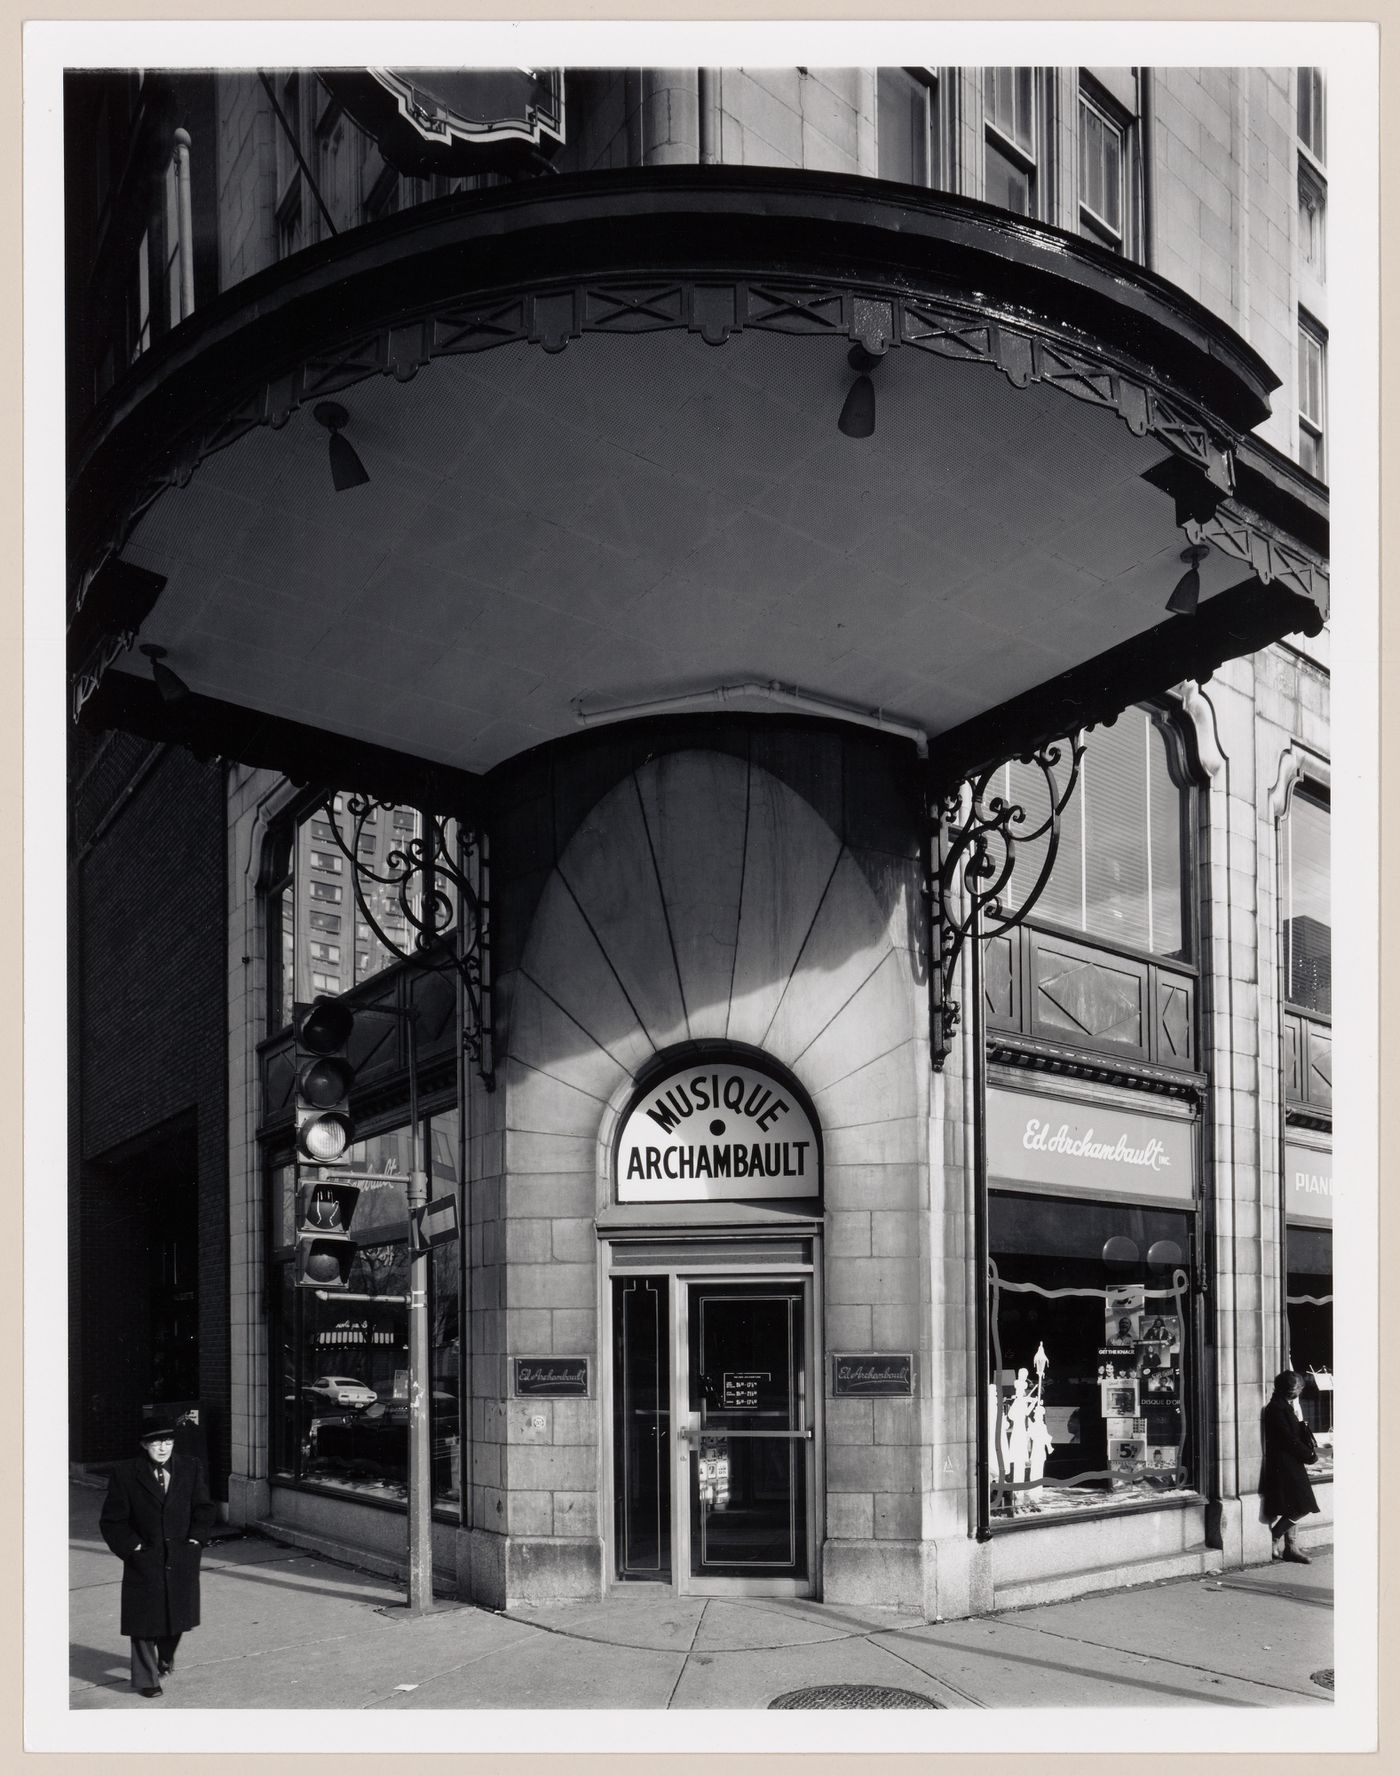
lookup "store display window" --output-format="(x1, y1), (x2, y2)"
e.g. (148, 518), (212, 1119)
(989, 1193), (1195, 1519)
(268, 1110), (461, 1508)
(1285, 1222), (1333, 1477)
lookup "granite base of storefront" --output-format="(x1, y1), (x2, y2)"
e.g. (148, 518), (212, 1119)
(225, 1473), (270, 1528)
(1222, 1482), (1333, 1567)
(988, 1500), (1219, 1610)
(820, 1539), (924, 1612)
(459, 1529), (605, 1609)
(254, 1484), (458, 1589)
(821, 1537), (996, 1622)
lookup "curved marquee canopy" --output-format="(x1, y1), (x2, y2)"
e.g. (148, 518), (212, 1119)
(68, 167), (1328, 801)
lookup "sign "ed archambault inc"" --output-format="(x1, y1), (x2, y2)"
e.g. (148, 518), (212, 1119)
(987, 1085), (1194, 1204)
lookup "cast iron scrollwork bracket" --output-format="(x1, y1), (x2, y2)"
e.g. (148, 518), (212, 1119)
(319, 793), (495, 1090)
(930, 733), (1088, 1071)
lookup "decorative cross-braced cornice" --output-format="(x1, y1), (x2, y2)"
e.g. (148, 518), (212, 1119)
(931, 734), (1088, 1071)
(1185, 507), (1330, 617)
(319, 793), (494, 1090)
(73, 273), (1241, 611)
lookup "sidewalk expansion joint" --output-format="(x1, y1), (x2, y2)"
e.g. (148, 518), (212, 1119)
(865, 1635), (987, 1709)
(983, 1615), (1331, 1702)
(355, 1627), (544, 1708)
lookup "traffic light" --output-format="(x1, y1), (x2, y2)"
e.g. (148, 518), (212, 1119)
(294, 995), (356, 1165)
(295, 1179), (361, 1289)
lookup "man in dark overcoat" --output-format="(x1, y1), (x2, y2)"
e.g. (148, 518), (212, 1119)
(99, 1421), (216, 1696)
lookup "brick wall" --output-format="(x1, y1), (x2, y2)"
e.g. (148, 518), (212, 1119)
(69, 738), (231, 1493)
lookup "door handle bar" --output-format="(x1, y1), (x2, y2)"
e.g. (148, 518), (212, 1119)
(677, 1427), (812, 1441)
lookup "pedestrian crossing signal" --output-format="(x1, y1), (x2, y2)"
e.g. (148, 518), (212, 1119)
(294, 1180), (361, 1289)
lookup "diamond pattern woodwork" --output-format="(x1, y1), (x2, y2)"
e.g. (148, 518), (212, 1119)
(983, 932), (1016, 1026)
(1157, 978), (1193, 1065)
(1285, 1010), (1331, 1117)
(1306, 1023), (1331, 1110)
(1034, 947), (1144, 1049)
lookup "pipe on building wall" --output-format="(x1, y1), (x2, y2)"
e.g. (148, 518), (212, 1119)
(698, 68), (719, 165)
(173, 128), (195, 320)
(1138, 68), (1156, 273)
(573, 679), (931, 756)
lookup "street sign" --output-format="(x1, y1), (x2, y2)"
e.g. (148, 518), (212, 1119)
(411, 1194), (459, 1252)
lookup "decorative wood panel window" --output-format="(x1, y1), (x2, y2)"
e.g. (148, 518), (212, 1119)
(984, 67), (1038, 218)
(877, 67), (941, 188)
(1298, 315), (1327, 481)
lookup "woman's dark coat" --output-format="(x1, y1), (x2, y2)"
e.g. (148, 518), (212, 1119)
(1260, 1395), (1320, 1521)
(99, 1454), (215, 1637)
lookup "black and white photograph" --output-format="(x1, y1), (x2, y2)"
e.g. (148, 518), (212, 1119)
(23, 14), (1380, 1758)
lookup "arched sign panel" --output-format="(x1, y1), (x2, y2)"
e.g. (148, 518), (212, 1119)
(617, 1058), (820, 1204)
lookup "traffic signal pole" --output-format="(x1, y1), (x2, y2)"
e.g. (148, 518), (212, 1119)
(404, 1009), (434, 1616)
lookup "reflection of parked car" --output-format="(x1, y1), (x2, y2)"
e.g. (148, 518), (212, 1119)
(304, 1375), (377, 1408)
(311, 1393), (459, 1486)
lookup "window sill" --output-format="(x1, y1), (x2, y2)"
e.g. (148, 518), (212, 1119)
(990, 1489), (1202, 1535)
(270, 1474), (460, 1524)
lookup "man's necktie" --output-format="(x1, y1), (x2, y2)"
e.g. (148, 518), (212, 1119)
(157, 1466), (169, 1493)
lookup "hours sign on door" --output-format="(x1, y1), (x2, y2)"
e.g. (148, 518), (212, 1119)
(617, 1058), (820, 1203)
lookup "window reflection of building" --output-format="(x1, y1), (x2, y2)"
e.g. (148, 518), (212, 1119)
(1282, 792), (1330, 1015)
(265, 792), (441, 1026)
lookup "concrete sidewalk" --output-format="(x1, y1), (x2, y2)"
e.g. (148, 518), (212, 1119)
(69, 1480), (1333, 1711)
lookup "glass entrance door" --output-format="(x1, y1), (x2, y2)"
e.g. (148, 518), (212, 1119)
(679, 1281), (811, 1589)
(611, 1269), (815, 1594)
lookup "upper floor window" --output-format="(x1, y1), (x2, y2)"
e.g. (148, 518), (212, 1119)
(1078, 86), (1125, 249)
(1298, 314), (1327, 480)
(1283, 790), (1330, 1016)
(878, 68), (940, 188)
(1297, 66), (1326, 164)
(1298, 163), (1327, 281)
(984, 67), (1038, 218)
(999, 707), (1191, 961)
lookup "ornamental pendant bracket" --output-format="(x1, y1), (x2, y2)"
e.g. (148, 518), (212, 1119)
(319, 793), (495, 1090)
(931, 733), (1088, 1072)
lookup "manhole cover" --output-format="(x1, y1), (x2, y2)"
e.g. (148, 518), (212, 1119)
(769, 1684), (942, 1710)
(1311, 1669), (1334, 1691)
